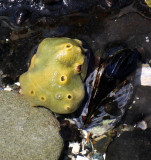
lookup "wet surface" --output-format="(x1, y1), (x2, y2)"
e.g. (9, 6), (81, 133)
(106, 129), (151, 160)
(123, 86), (151, 125)
(0, 2), (151, 80)
(0, 0), (151, 159)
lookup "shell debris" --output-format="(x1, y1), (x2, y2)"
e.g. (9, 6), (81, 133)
(4, 85), (12, 91)
(135, 64), (151, 86)
(69, 142), (80, 155)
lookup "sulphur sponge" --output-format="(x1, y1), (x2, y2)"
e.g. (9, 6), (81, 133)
(19, 37), (87, 114)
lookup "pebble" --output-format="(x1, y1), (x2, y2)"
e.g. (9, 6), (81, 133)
(123, 86), (151, 125)
(106, 129), (151, 160)
(0, 90), (64, 160)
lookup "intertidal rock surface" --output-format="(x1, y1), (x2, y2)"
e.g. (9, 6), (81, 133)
(106, 129), (151, 160)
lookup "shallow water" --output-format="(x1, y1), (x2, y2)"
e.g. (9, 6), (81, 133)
(0, 1), (151, 160)
(0, 1), (151, 82)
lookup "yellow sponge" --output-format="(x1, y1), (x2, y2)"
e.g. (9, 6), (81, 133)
(19, 37), (87, 114)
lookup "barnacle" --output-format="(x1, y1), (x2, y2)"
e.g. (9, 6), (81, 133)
(19, 37), (87, 114)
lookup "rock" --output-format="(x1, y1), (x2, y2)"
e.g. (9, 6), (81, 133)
(93, 134), (113, 155)
(0, 90), (64, 160)
(145, 115), (151, 128)
(106, 129), (151, 160)
(123, 86), (151, 125)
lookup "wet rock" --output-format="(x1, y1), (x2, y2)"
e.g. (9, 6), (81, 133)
(0, 90), (63, 160)
(123, 86), (151, 125)
(144, 115), (151, 128)
(93, 134), (114, 155)
(106, 129), (151, 160)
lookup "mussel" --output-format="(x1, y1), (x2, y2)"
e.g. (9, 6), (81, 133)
(69, 43), (140, 136)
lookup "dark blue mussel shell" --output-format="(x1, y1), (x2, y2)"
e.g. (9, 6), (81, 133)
(70, 45), (140, 135)
(104, 48), (139, 79)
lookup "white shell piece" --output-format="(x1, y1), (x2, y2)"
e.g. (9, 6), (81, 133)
(14, 82), (20, 86)
(80, 149), (88, 155)
(4, 85), (12, 91)
(135, 64), (151, 86)
(137, 120), (147, 130)
(76, 155), (89, 160)
(69, 142), (80, 155)
(103, 153), (106, 159)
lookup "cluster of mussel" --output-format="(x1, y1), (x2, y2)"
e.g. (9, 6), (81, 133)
(60, 42), (141, 138)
